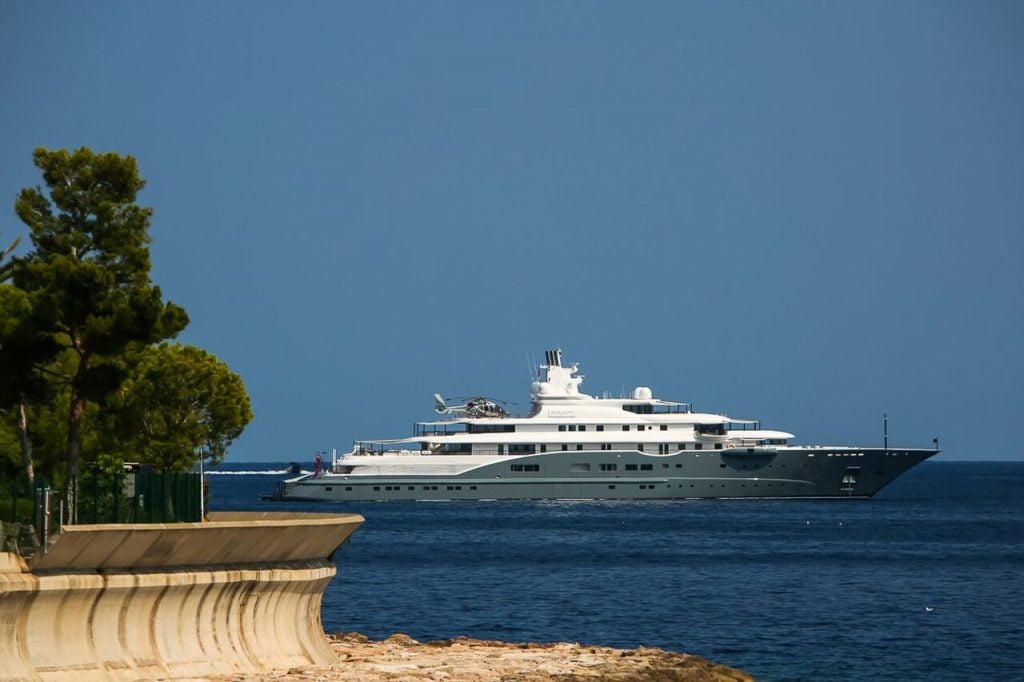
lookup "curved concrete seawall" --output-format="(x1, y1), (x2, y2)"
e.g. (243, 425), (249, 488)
(0, 511), (363, 681)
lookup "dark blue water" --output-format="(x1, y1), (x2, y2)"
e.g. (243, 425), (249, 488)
(207, 461), (1024, 681)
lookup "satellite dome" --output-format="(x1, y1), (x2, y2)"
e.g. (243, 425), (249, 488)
(633, 386), (652, 400)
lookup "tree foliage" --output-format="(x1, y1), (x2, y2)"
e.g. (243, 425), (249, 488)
(0, 285), (58, 406)
(1, 147), (204, 517)
(108, 344), (253, 471)
(0, 235), (19, 282)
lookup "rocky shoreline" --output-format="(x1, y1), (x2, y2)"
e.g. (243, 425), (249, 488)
(211, 632), (753, 681)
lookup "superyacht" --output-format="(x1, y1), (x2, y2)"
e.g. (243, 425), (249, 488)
(276, 350), (938, 501)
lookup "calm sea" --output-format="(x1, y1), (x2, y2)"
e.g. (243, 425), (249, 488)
(206, 461), (1023, 681)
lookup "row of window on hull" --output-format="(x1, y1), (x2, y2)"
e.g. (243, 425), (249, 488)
(556, 424), (735, 434)
(460, 423), (762, 435)
(431, 442), (783, 454)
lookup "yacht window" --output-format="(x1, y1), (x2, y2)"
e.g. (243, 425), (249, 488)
(579, 425), (587, 432)
(608, 484), (616, 489)
(540, 444), (547, 453)
(640, 464), (653, 471)
(695, 443), (703, 450)
(596, 425), (604, 432)
(660, 425), (667, 431)
(679, 444), (687, 450)
(468, 424), (516, 433)
(325, 487), (333, 492)
(625, 464), (638, 471)
(558, 425), (566, 432)
(511, 464), (540, 472)
(600, 463), (618, 471)
(601, 443), (612, 450)
(568, 425), (577, 431)
(576, 444), (583, 450)
(345, 486), (353, 491)
(561, 444), (568, 451)
(373, 486), (380, 491)
(622, 425), (630, 431)
(509, 444), (536, 454)
(715, 444), (723, 450)
(637, 444), (645, 453)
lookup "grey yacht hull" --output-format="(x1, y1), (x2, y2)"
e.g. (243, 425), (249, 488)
(276, 446), (937, 502)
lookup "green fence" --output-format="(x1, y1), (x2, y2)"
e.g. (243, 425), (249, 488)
(2, 474), (46, 526)
(73, 466), (202, 524)
(1, 474), (56, 553)
(1, 466), (202, 528)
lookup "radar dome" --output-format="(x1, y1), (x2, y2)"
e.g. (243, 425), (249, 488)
(633, 386), (652, 400)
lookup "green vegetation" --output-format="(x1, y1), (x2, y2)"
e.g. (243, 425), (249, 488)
(0, 147), (253, 522)
(0, 234), (19, 282)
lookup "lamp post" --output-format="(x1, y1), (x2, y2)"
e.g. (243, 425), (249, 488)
(198, 446), (205, 520)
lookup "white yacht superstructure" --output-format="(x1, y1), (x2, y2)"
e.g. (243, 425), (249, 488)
(276, 350), (937, 501)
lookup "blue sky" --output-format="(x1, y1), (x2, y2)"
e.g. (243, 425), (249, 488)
(1, 2), (1021, 462)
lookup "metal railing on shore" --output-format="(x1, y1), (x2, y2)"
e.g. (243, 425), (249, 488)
(2, 466), (203, 557)
(71, 466), (202, 524)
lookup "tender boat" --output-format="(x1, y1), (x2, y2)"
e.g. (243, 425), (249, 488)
(275, 350), (938, 501)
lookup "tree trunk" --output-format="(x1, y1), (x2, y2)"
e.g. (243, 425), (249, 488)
(17, 399), (34, 485)
(64, 390), (85, 525)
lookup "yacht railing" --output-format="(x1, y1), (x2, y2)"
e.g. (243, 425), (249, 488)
(414, 424), (468, 437)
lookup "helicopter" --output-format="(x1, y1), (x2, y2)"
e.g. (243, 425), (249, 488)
(433, 394), (512, 418)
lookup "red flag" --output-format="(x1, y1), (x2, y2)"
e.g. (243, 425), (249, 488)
(314, 451), (323, 478)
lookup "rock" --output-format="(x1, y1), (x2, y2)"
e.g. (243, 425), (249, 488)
(386, 633), (419, 646)
(203, 632), (752, 681)
(19, 523), (40, 549)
